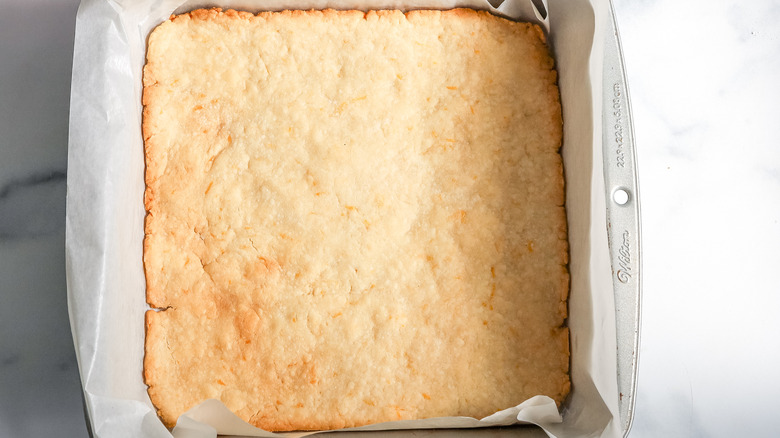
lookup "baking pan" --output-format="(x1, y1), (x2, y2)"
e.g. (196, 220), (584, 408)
(66, 0), (641, 436)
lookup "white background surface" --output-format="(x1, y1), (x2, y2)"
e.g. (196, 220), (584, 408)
(1, 0), (779, 437)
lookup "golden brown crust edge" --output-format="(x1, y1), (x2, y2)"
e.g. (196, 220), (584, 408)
(144, 310), (177, 428)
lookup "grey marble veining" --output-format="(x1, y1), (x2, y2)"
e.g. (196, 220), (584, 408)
(0, 170), (66, 239)
(0, 0), (85, 437)
(1, 0), (779, 437)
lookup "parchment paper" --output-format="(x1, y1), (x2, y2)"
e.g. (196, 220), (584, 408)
(66, 0), (621, 436)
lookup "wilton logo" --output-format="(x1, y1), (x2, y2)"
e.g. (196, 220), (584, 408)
(617, 230), (632, 283)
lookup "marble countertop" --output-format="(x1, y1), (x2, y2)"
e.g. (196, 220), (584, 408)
(1, 0), (778, 436)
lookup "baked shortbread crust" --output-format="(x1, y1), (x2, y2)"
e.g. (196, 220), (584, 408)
(143, 8), (569, 431)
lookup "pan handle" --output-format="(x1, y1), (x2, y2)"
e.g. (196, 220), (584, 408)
(602, 2), (642, 436)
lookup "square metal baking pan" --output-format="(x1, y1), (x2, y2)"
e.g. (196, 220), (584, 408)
(66, 0), (640, 436)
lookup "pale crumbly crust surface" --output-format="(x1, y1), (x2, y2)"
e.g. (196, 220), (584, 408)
(143, 8), (569, 431)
